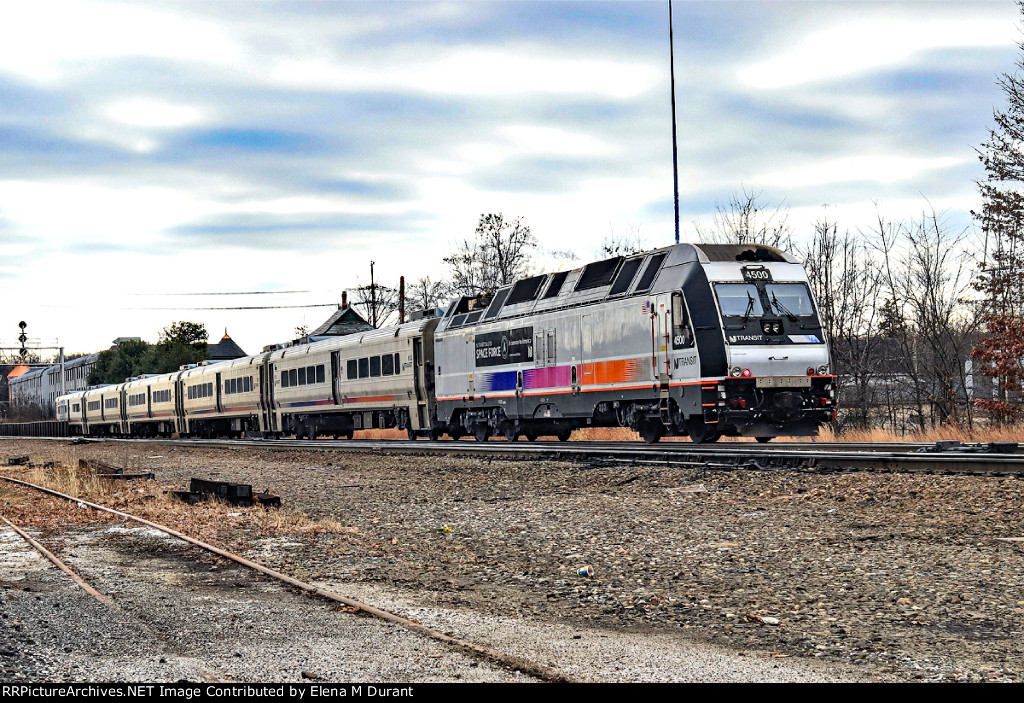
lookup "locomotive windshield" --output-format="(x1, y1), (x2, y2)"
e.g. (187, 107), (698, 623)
(765, 283), (815, 316)
(715, 284), (764, 317)
(715, 281), (818, 320)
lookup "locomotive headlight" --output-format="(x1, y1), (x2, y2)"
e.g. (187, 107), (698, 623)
(772, 322), (782, 335)
(817, 364), (829, 376)
(730, 366), (742, 377)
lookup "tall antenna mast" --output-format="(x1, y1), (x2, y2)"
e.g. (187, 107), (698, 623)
(669, 0), (680, 244)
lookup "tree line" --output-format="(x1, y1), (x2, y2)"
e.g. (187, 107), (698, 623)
(85, 322), (209, 386)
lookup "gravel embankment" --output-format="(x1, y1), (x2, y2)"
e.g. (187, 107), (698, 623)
(4, 437), (1023, 682)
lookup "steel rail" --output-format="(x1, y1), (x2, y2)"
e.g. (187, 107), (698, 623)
(1, 515), (112, 605)
(0, 474), (574, 683)
(5, 436), (1023, 474)
(99, 437), (1024, 475)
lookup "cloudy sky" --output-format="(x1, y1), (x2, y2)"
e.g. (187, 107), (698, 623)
(0, 0), (1018, 356)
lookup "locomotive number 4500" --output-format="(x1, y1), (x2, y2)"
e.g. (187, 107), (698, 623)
(741, 267), (772, 282)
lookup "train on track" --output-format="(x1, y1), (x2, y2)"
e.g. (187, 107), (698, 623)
(55, 243), (836, 444)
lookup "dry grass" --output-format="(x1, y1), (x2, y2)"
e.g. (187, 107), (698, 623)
(357, 428), (406, 440)
(1, 456), (358, 547)
(572, 424), (1024, 443)
(815, 423), (1024, 444)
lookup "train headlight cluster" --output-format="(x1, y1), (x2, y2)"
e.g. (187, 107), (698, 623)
(730, 366), (742, 377)
(817, 364), (829, 376)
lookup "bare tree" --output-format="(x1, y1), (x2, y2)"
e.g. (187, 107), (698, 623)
(352, 261), (399, 328)
(873, 206), (978, 429)
(693, 186), (793, 250)
(600, 223), (648, 257)
(444, 213), (538, 295)
(798, 211), (884, 429)
(407, 276), (452, 315)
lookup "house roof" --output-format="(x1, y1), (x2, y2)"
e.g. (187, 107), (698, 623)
(207, 331), (247, 360)
(309, 303), (374, 337)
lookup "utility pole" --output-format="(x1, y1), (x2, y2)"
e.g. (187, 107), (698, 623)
(370, 261), (377, 327)
(669, 0), (680, 244)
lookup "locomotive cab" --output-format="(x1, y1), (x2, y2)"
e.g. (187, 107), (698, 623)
(698, 252), (836, 440)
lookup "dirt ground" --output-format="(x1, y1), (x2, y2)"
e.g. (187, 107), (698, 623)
(2, 437), (1023, 682)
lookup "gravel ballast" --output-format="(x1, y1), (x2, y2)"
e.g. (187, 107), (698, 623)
(3, 437), (1022, 682)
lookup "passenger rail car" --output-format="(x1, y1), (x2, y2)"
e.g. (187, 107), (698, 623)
(61, 319), (438, 440)
(56, 243), (834, 443)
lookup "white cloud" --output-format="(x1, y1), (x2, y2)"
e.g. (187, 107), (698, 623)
(499, 125), (621, 158)
(0, 1), (241, 83)
(752, 154), (969, 189)
(737, 14), (1017, 90)
(269, 45), (661, 100)
(104, 98), (206, 128)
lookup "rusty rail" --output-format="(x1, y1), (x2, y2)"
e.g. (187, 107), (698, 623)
(1, 515), (112, 605)
(0, 474), (573, 683)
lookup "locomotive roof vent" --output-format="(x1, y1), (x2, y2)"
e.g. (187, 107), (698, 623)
(575, 256), (622, 291)
(696, 243), (792, 263)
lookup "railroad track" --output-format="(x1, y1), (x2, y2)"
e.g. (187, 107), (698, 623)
(100, 437), (1024, 476)
(5, 435), (1024, 474)
(0, 474), (574, 683)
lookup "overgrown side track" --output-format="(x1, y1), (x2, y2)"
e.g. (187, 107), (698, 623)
(0, 474), (574, 683)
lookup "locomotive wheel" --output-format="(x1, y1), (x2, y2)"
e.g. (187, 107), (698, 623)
(407, 427), (418, 441)
(524, 429), (538, 442)
(688, 420), (721, 444)
(503, 424), (519, 442)
(555, 428), (572, 442)
(755, 436), (772, 443)
(640, 421), (663, 444)
(449, 431), (463, 441)
(473, 425), (491, 442)
(345, 429), (354, 440)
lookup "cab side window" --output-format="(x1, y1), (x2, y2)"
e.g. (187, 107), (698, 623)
(671, 292), (694, 349)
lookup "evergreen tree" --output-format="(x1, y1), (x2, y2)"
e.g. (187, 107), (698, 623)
(972, 2), (1024, 422)
(147, 321), (208, 373)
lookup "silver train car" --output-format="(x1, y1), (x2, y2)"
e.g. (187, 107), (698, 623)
(59, 319), (438, 440)
(56, 243), (834, 443)
(432, 242), (835, 443)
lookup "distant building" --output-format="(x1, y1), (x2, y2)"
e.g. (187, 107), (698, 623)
(309, 292), (374, 337)
(207, 330), (247, 361)
(264, 292), (373, 352)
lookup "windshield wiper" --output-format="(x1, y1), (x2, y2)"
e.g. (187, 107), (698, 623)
(771, 294), (799, 323)
(742, 292), (756, 323)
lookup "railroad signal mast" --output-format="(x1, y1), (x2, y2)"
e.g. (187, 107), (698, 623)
(1, 321), (67, 396)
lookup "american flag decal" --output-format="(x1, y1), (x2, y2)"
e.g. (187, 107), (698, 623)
(642, 300), (652, 313)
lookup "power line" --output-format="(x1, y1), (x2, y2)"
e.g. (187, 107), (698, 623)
(38, 303), (339, 311)
(128, 290), (316, 296)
